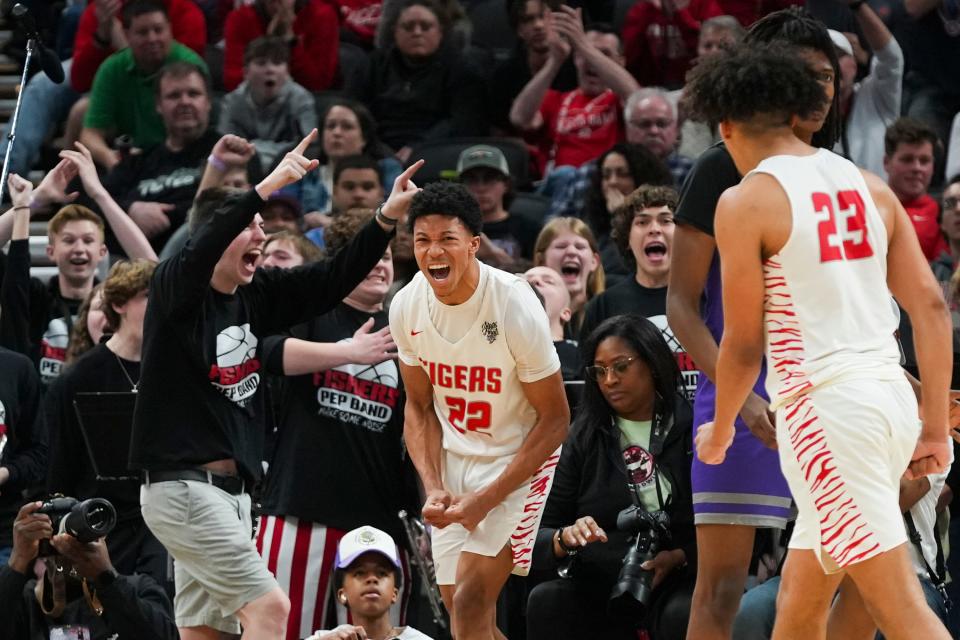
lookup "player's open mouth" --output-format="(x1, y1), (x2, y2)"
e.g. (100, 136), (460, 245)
(428, 264), (450, 281)
(69, 256), (89, 266)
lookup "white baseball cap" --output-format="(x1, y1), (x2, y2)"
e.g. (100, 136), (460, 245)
(336, 526), (401, 570)
(828, 29), (854, 58)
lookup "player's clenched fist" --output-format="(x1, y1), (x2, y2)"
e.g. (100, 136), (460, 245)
(695, 421), (735, 465)
(422, 488), (454, 529)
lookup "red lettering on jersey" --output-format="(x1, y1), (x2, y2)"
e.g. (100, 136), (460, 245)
(438, 363), (452, 387)
(487, 368), (502, 393)
(454, 365), (467, 390)
(469, 366), (486, 392)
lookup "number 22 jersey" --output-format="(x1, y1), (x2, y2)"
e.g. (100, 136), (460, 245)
(749, 149), (902, 411)
(390, 262), (560, 457)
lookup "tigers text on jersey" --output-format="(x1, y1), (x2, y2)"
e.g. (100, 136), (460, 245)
(390, 262), (560, 457)
(748, 149), (903, 410)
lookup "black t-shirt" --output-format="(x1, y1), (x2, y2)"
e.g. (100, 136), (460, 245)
(46, 344), (141, 517)
(0, 239), (86, 386)
(580, 278), (700, 399)
(0, 347), (45, 548)
(259, 303), (419, 541)
(484, 214), (541, 261)
(674, 143), (740, 238)
(94, 130), (220, 254)
(130, 190), (393, 485)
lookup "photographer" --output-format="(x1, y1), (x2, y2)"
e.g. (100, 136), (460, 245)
(527, 314), (695, 640)
(0, 501), (177, 640)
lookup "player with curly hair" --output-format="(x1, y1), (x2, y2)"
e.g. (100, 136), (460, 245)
(389, 181), (569, 640)
(688, 44), (952, 640)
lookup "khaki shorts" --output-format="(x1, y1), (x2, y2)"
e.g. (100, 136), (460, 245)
(141, 480), (278, 633)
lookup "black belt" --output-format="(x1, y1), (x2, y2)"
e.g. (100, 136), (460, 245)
(144, 469), (245, 495)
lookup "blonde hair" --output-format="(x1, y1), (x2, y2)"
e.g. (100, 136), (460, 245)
(533, 217), (606, 299)
(101, 259), (156, 330)
(264, 230), (323, 264)
(47, 205), (105, 242)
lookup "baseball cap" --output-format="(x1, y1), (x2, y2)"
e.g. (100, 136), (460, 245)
(828, 29), (854, 58)
(457, 144), (510, 178)
(336, 526), (401, 570)
(264, 192), (303, 219)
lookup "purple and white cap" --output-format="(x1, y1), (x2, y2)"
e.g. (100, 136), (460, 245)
(335, 526), (401, 570)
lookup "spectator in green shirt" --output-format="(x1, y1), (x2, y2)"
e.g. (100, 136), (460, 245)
(80, 0), (207, 171)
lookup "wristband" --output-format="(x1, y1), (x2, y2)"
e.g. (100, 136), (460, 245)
(375, 204), (399, 227)
(207, 154), (227, 172)
(12, 206), (29, 212)
(557, 527), (579, 556)
(848, 0), (865, 11)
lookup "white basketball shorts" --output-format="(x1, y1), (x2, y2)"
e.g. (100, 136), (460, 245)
(776, 377), (919, 573)
(432, 447), (560, 585)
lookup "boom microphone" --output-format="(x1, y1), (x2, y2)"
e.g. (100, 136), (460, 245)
(11, 4), (64, 84)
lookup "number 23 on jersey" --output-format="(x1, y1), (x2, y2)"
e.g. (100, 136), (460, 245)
(812, 190), (874, 263)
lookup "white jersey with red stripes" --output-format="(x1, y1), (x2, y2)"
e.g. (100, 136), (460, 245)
(749, 149), (903, 410)
(390, 261), (560, 457)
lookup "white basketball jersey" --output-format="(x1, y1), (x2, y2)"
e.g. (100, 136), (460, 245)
(748, 149), (903, 410)
(390, 262), (560, 457)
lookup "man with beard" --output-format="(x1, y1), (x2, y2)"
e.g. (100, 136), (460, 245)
(92, 61), (219, 254)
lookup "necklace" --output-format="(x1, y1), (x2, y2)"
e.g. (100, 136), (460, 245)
(113, 351), (140, 393)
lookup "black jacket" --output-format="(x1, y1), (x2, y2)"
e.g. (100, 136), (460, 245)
(0, 565), (177, 640)
(531, 396), (695, 591)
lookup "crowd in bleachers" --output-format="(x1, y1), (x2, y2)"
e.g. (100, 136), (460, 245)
(0, 0), (959, 638)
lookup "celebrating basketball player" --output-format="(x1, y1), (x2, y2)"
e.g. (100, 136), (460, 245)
(389, 181), (570, 640)
(130, 131), (422, 640)
(686, 45), (952, 639)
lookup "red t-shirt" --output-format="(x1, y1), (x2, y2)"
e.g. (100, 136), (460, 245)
(904, 194), (948, 262)
(224, 0), (340, 91)
(335, 0), (382, 45)
(622, 0), (722, 89)
(538, 89), (625, 169)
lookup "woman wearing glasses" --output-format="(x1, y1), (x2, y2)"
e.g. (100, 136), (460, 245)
(526, 314), (695, 640)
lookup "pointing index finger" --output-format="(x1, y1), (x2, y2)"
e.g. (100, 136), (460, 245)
(397, 159), (425, 188)
(293, 128), (317, 155)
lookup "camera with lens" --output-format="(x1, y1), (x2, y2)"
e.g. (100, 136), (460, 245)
(36, 497), (117, 556)
(608, 505), (671, 620)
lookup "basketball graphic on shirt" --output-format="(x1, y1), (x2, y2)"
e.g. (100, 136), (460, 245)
(217, 324), (258, 366)
(648, 314), (699, 400)
(210, 324), (261, 406)
(39, 317), (71, 383)
(315, 341), (400, 431)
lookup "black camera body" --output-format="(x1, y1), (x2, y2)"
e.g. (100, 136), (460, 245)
(608, 505), (672, 621)
(37, 497), (117, 556)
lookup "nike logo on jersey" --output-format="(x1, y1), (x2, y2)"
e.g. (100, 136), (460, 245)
(411, 330), (423, 336)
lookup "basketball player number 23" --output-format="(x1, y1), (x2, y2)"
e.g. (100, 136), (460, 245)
(445, 397), (492, 435)
(812, 190), (873, 263)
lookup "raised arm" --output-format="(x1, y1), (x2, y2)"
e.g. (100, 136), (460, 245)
(552, 6), (639, 102)
(509, 18), (570, 131)
(61, 143), (158, 262)
(851, 0), (895, 51)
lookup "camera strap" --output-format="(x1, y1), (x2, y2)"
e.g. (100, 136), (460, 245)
(904, 511), (951, 611)
(36, 557), (67, 618)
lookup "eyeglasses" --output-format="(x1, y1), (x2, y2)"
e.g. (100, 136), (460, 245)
(945, 196), (959, 210)
(398, 20), (437, 32)
(584, 357), (638, 381)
